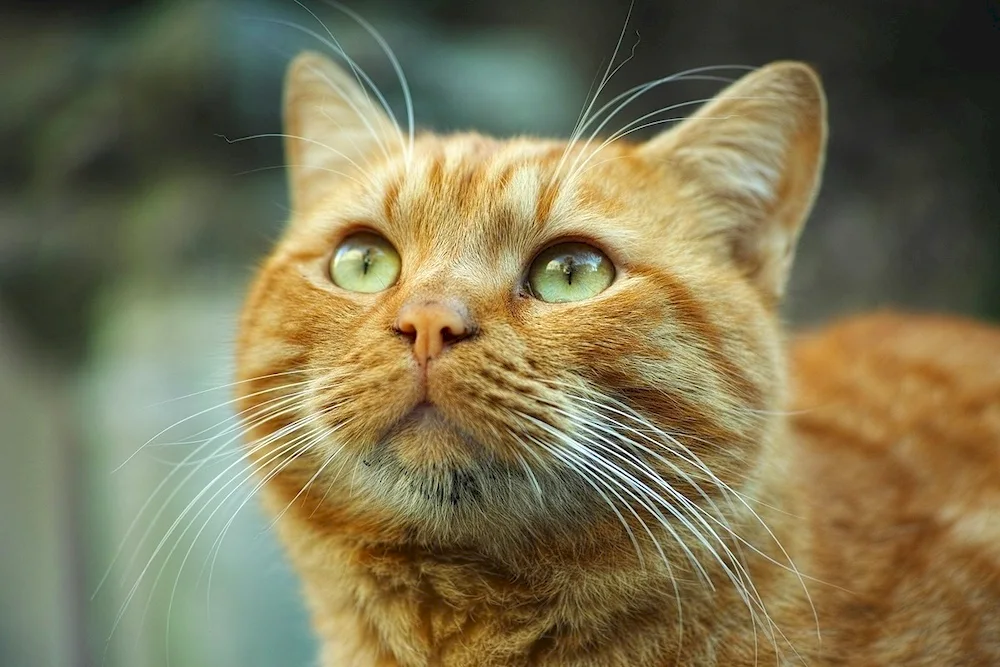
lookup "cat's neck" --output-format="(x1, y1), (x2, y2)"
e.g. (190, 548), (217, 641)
(267, 430), (813, 666)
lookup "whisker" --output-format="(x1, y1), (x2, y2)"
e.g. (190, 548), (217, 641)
(571, 389), (816, 654)
(142, 369), (315, 407)
(251, 15), (399, 158)
(520, 409), (712, 586)
(519, 427), (643, 561)
(161, 429), (319, 640)
(553, 0), (637, 182)
(266, 418), (356, 529)
(217, 132), (375, 188)
(514, 452), (544, 503)
(95, 386), (313, 600)
(540, 386), (792, 648)
(161, 422), (332, 651)
(232, 162), (372, 184)
(201, 418), (353, 614)
(573, 67), (747, 146)
(320, 0), (416, 166)
(562, 73), (747, 184)
(113, 378), (314, 473)
(107, 402), (337, 642)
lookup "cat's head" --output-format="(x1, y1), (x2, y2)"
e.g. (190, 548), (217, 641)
(236, 52), (826, 548)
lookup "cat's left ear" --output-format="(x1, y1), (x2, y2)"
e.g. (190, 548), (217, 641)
(283, 51), (401, 213)
(639, 61), (827, 301)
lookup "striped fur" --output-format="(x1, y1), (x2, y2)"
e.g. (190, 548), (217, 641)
(233, 52), (1000, 665)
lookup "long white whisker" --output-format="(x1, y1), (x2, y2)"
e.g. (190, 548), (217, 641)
(266, 421), (355, 529)
(231, 163), (368, 182)
(142, 369), (317, 407)
(574, 96), (773, 181)
(574, 67), (748, 144)
(321, 0), (416, 166)
(514, 452), (543, 503)
(553, 0), (637, 181)
(567, 415), (728, 564)
(201, 418), (353, 614)
(553, 425), (714, 585)
(559, 393), (772, 639)
(556, 440), (690, 577)
(525, 434), (645, 567)
(217, 132), (375, 188)
(107, 405), (334, 641)
(253, 14), (400, 157)
(112, 378), (314, 473)
(162, 418), (337, 650)
(521, 410), (711, 585)
(286, 7), (399, 168)
(573, 390), (813, 655)
(95, 385), (314, 600)
(559, 69), (747, 186)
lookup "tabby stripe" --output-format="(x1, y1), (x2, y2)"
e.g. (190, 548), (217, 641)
(643, 266), (764, 411)
(535, 177), (560, 226)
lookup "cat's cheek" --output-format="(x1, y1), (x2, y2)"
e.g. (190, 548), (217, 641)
(516, 304), (663, 375)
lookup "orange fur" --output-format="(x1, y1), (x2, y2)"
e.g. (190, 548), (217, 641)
(234, 51), (1000, 665)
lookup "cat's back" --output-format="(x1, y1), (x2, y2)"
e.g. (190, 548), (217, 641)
(788, 311), (1000, 664)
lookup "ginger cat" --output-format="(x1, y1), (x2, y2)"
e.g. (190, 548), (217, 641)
(234, 50), (1000, 666)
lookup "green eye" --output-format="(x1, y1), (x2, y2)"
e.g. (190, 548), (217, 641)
(330, 232), (401, 293)
(527, 242), (615, 303)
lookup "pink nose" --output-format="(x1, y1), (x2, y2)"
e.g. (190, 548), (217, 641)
(394, 301), (472, 365)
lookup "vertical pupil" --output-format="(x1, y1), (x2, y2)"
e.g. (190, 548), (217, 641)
(361, 247), (373, 275)
(562, 256), (576, 285)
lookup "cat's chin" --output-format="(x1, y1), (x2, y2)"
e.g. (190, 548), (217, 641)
(346, 406), (557, 529)
(379, 402), (480, 461)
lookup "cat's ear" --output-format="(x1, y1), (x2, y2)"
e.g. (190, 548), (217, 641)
(283, 51), (400, 212)
(639, 61), (827, 301)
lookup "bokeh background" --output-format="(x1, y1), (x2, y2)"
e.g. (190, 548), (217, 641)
(1, 1), (997, 665)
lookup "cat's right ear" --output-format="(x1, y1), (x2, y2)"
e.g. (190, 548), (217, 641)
(283, 51), (400, 212)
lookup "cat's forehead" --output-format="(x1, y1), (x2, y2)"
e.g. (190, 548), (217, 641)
(286, 133), (655, 285)
(369, 134), (640, 256)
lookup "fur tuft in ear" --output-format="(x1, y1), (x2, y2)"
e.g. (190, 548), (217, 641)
(640, 61), (827, 301)
(283, 51), (401, 213)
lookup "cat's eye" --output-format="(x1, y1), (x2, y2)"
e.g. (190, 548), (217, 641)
(330, 231), (401, 293)
(526, 242), (615, 303)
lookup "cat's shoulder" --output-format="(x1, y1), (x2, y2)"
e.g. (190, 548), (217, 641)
(788, 309), (1000, 500)
(785, 311), (1000, 663)
(791, 310), (1000, 381)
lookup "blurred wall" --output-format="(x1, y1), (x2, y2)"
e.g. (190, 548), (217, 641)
(1, 1), (997, 666)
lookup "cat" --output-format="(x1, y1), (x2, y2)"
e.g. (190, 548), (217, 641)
(233, 48), (1000, 666)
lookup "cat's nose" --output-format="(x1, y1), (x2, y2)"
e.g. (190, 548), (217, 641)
(394, 301), (473, 365)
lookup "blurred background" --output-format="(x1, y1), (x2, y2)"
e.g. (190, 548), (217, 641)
(1, 1), (997, 665)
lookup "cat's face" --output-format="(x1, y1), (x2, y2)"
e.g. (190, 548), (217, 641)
(236, 53), (826, 545)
